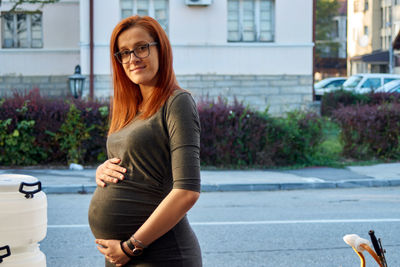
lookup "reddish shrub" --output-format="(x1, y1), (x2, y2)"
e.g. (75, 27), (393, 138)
(197, 97), (267, 166)
(333, 103), (400, 159)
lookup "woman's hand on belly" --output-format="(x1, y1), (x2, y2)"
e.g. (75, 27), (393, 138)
(96, 239), (130, 266)
(96, 158), (127, 187)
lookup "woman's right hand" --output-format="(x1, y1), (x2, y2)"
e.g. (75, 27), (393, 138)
(96, 158), (127, 187)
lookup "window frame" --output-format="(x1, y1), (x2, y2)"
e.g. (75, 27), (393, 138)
(120, 0), (169, 34)
(227, 0), (275, 43)
(1, 12), (43, 49)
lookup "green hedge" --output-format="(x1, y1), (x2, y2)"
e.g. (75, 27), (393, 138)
(1, 91), (326, 167)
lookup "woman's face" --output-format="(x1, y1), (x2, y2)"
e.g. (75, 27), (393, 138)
(117, 26), (159, 88)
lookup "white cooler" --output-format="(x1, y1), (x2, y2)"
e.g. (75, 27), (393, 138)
(0, 174), (47, 266)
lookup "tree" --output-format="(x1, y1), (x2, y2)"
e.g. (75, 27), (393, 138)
(315, 0), (341, 58)
(0, 0), (59, 15)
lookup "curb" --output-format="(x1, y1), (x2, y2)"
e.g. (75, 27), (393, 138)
(202, 179), (400, 192)
(42, 179), (400, 194)
(42, 185), (97, 194)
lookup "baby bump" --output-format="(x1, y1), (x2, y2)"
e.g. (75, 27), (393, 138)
(88, 181), (163, 239)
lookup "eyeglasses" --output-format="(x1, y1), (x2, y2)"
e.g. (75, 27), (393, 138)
(114, 42), (158, 64)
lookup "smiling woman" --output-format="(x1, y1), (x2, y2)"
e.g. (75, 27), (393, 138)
(117, 27), (160, 93)
(88, 16), (202, 267)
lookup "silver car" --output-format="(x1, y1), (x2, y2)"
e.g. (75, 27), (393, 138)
(375, 79), (400, 93)
(314, 77), (347, 100)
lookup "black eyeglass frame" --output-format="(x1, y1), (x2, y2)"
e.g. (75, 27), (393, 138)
(114, 42), (158, 64)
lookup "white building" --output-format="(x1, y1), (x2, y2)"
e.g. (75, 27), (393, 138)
(0, 0), (80, 95)
(1, 0), (314, 115)
(347, 0), (400, 75)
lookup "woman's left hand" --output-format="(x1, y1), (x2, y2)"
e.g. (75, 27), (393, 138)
(96, 239), (130, 266)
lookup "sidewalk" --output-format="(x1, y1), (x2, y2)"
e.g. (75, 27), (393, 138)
(1, 163), (400, 194)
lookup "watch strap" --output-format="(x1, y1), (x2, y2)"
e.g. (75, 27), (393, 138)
(131, 236), (147, 248)
(126, 238), (144, 256)
(120, 241), (133, 258)
(126, 239), (135, 250)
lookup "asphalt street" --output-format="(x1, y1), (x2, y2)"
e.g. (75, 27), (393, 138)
(2, 163), (400, 266)
(40, 187), (400, 267)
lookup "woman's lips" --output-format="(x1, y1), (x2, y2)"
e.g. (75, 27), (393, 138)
(131, 66), (145, 72)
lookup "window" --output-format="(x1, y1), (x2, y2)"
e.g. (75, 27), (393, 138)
(1, 12), (42, 48)
(384, 78), (396, 84)
(364, 0), (368, 11)
(332, 20), (339, 38)
(328, 80), (345, 88)
(354, 0), (363, 12)
(364, 26), (368, 36)
(361, 78), (381, 89)
(121, 0), (168, 33)
(227, 0), (274, 42)
(343, 75), (362, 88)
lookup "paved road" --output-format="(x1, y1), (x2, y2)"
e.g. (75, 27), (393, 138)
(40, 187), (400, 266)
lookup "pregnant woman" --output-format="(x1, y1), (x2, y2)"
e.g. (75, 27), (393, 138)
(88, 15), (202, 267)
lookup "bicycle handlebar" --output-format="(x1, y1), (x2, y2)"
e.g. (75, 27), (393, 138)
(368, 230), (382, 257)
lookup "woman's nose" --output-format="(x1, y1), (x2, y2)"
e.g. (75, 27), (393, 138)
(129, 52), (141, 64)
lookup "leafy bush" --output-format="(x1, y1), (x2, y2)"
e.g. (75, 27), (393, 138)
(368, 92), (400, 105)
(55, 102), (94, 164)
(0, 91), (330, 167)
(0, 100), (47, 165)
(71, 101), (109, 164)
(256, 111), (324, 166)
(0, 89), (69, 163)
(333, 103), (400, 159)
(0, 90), (108, 166)
(198, 98), (325, 167)
(321, 90), (400, 117)
(321, 89), (369, 116)
(198, 97), (267, 167)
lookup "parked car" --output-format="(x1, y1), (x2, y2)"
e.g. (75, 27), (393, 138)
(314, 77), (347, 100)
(342, 73), (400, 94)
(375, 79), (400, 93)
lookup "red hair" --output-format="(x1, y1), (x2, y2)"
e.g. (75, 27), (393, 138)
(108, 16), (179, 134)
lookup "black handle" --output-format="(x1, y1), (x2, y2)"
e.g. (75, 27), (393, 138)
(369, 230), (382, 257)
(0, 245), (11, 263)
(19, 181), (42, 198)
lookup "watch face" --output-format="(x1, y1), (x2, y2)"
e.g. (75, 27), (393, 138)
(132, 248), (143, 256)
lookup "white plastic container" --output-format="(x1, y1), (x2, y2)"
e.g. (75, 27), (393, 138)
(0, 174), (47, 265)
(0, 244), (46, 267)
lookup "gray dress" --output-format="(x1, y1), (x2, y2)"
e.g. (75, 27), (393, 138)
(88, 90), (202, 267)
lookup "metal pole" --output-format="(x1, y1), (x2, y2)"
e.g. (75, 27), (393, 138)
(312, 0), (316, 101)
(89, 0), (94, 100)
(389, 0), (394, 73)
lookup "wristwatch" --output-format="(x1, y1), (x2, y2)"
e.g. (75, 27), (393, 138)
(126, 238), (144, 256)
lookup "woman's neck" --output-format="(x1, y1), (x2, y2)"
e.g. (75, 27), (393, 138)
(139, 85), (155, 111)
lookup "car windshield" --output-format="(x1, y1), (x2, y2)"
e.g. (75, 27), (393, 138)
(386, 79), (400, 90)
(343, 75), (362, 88)
(314, 79), (331, 89)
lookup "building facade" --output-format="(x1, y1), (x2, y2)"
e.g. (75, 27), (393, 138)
(0, 0), (80, 96)
(314, 0), (348, 80)
(347, 0), (400, 75)
(1, 0), (314, 115)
